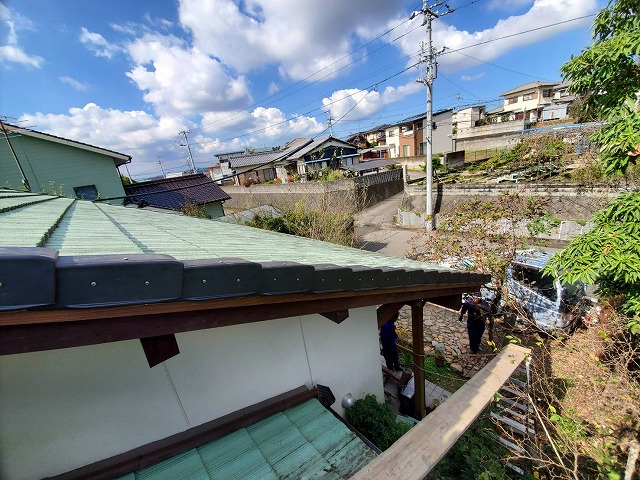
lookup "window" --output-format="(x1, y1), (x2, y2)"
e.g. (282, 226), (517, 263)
(507, 97), (517, 105)
(542, 89), (552, 98)
(403, 145), (410, 157)
(74, 185), (98, 200)
(387, 130), (395, 137)
(522, 92), (537, 101)
(512, 265), (557, 302)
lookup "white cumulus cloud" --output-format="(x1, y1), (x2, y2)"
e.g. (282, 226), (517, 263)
(0, 4), (43, 67)
(323, 82), (422, 121)
(79, 27), (122, 59)
(125, 34), (253, 117)
(21, 103), (190, 174)
(59, 76), (90, 91)
(384, 0), (597, 72)
(178, 0), (405, 81)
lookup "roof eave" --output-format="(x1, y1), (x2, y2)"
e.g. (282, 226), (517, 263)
(4, 124), (132, 163)
(0, 282), (486, 356)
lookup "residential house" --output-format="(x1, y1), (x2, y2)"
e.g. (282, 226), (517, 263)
(347, 125), (390, 160)
(541, 81), (575, 121)
(288, 136), (359, 179)
(384, 110), (455, 159)
(124, 173), (231, 218)
(0, 121), (130, 201)
(207, 162), (235, 184)
(0, 189), (488, 479)
(490, 81), (559, 125)
(215, 138), (311, 185)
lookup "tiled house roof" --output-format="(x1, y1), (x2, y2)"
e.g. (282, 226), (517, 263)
(0, 189), (486, 314)
(500, 81), (559, 97)
(124, 173), (230, 210)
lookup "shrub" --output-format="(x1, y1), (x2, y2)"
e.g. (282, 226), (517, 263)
(345, 394), (412, 450)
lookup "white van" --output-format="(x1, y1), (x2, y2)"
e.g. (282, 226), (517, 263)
(504, 250), (588, 331)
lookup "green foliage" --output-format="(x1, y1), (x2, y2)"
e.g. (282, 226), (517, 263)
(345, 394), (412, 451)
(180, 202), (208, 218)
(546, 191), (640, 319)
(248, 200), (356, 247)
(410, 191), (553, 285)
(426, 416), (511, 480)
(399, 351), (466, 393)
(560, 0), (640, 175)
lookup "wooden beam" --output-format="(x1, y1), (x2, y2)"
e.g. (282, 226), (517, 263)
(320, 310), (349, 323)
(0, 283), (486, 328)
(0, 286), (484, 356)
(376, 302), (405, 329)
(349, 344), (530, 480)
(140, 334), (180, 368)
(428, 294), (462, 311)
(410, 301), (426, 419)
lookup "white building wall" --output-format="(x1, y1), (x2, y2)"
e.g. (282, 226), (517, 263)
(0, 307), (382, 480)
(385, 127), (400, 158)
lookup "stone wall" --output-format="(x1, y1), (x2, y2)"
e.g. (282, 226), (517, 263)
(403, 183), (625, 221)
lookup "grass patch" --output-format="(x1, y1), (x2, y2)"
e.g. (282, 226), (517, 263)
(399, 351), (467, 393)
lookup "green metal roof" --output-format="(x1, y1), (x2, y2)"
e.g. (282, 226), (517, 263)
(0, 190), (438, 268)
(115, 398), (377, 480)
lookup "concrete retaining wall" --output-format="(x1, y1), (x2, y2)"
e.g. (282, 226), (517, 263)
(221, 171), (403, 212)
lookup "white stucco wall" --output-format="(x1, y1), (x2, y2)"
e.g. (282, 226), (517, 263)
(0, 307), (383, 480)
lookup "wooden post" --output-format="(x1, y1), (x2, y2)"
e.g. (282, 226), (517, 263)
(411, 301), (426, 419)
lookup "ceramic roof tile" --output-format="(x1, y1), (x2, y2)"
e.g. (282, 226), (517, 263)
(124, 174), (230, 210)
(115, 399), (376, 480)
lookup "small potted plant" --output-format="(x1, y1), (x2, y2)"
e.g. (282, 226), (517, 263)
(434, 348), (445, 366)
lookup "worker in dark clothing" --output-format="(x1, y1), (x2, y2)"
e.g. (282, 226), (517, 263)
(459, 295), (488, 354)
(380, 314), (401, 371)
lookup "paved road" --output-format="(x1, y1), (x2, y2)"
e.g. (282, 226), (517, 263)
(355, 190), (420, 258)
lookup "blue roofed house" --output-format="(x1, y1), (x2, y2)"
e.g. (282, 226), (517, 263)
(0, 188), (494, 479)
(0, 121), (131, 201)
(124, 173), (231, 218)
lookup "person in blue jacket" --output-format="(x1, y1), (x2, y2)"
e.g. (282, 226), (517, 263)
(380, 313), (402, 372)
(458, 295), (489, 354)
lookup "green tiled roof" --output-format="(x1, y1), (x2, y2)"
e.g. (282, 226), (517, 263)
(116, 398), (377, 480)
(0, 190), (436, 269)
(0, 190), (488, 311)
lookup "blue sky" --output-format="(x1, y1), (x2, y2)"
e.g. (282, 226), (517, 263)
(1, 0), (603, 179)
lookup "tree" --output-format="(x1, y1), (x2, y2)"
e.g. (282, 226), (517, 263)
(549, 0), (640, 321)
(560, 0), (640, 175)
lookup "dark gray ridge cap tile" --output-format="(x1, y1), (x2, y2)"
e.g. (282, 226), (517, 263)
(181, 258), (262, 300)
(258, 261), (316, 295)
(415, 269), (447, 285)
(348, 265), (385, 291)
(54, 254), (183, 308)
(378, 267), (410, 289)
(0, 247), (58, 311)
(311, 264), (354, 293)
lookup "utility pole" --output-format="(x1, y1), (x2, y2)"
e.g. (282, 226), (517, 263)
(157, 156), (166, 178)
(179, 130), (197, 174)
(414, 0), (450, 230)
(326, 111), (334, 137)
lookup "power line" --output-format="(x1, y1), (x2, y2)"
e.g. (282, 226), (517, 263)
(440, 14), (596, 57)
(192, 14), (423, 134)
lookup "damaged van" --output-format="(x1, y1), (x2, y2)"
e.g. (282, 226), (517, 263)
(504, 250), (588, 331)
